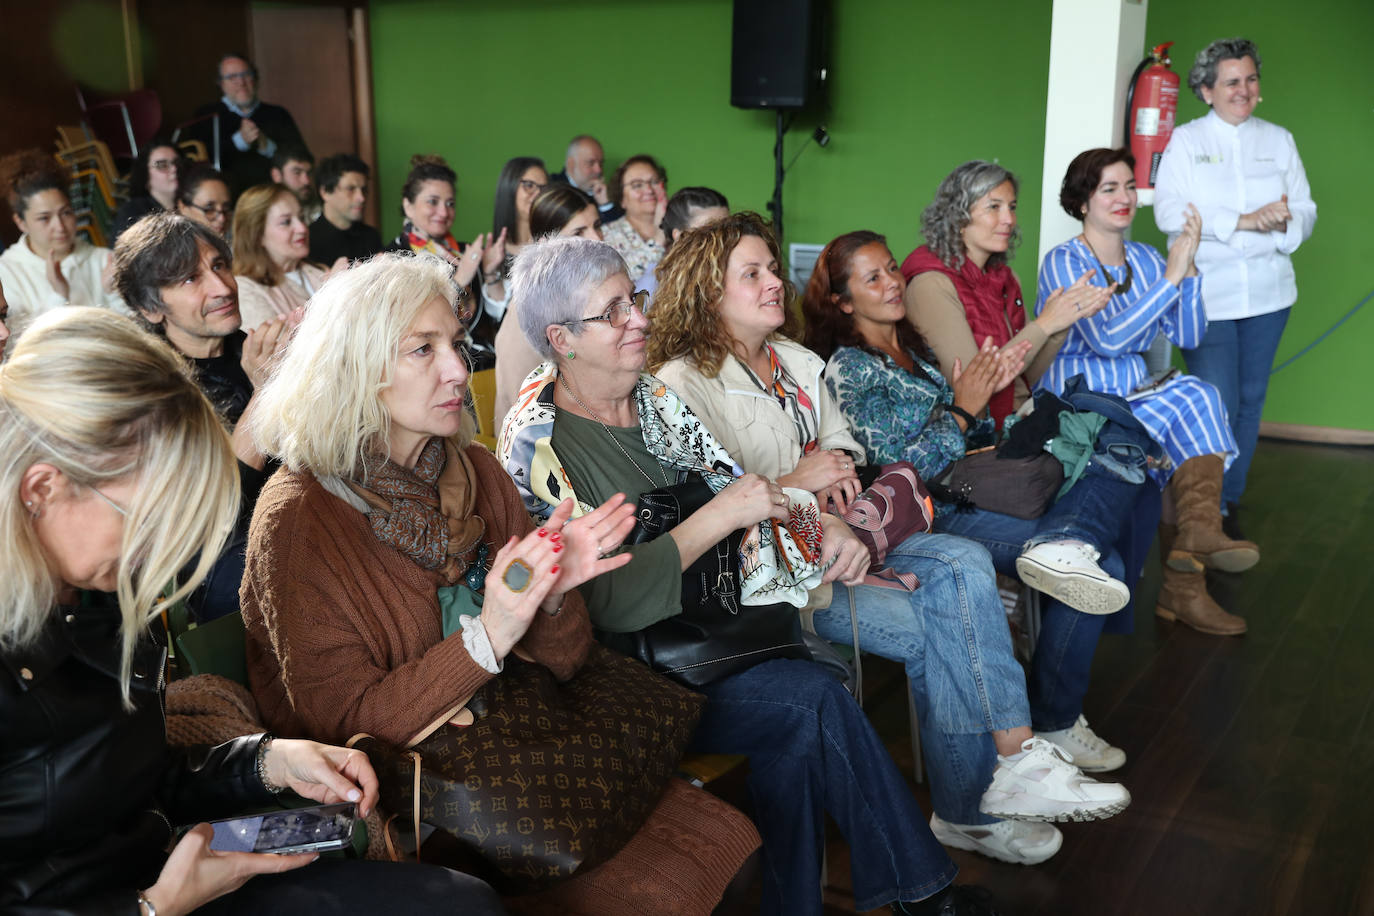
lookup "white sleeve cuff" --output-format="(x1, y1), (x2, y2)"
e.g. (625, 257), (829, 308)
(460, 615), (503, 674)
(260, 137), (278, 159)
(482, 283), (509, 319)
(232, 130), (251, 152)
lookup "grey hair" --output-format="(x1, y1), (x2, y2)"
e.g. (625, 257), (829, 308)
(512, 237), (629, 359)
(920, 160), (1021, 270)
(565, 134), (601, 161)
(1188, 38), (1262, 102)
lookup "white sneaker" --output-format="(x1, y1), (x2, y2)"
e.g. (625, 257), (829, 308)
(1036, 715), (1127, 772)
(1015, 541), (1131, 615)
(979, 737), (1131, 823)
(929, 813), (1063, 865)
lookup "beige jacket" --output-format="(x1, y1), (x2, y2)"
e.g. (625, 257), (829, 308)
(654, 337), (865, 481)
(655, 338), (863, 614)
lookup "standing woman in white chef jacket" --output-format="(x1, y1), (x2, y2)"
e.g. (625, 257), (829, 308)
(1154, 38), (1316, 535)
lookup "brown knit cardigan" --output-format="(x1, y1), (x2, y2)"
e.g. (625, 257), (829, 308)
(240, 443), (593, 746)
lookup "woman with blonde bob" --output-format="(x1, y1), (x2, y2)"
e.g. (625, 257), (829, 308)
(232, 183), (331, 329)
(240, 252), (762, 915)
(0, 308), (500, 915)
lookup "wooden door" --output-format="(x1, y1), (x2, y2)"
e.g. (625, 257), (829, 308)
(248, 3), (378, 226)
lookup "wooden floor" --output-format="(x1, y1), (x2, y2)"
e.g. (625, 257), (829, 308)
(741, 440), (1374, 916)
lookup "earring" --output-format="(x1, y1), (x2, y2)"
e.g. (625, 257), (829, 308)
(566, 350), (576, 360)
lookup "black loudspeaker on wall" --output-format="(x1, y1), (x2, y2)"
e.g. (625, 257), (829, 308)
(730, 0), (828, 110)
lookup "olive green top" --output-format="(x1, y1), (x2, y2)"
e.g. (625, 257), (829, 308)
(551, 411), (683, 633)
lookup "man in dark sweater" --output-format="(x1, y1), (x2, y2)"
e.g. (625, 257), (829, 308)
(308, 153), (384, 265)
(550, 134), (624, 223)
(113, 212), (292, 619)
(193, 54), (308, 195)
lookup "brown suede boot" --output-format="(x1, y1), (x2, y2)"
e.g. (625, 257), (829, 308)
(1154, 524), (1248, 636)
(1168, 455), (1260, 573)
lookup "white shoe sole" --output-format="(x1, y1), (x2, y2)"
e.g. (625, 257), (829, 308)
(929, 817), (1063, 865)
(979, 790), (1131, 823)
(1016, 555), (1130, 616)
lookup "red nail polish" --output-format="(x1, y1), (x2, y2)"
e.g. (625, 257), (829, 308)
(537, 528), (548, 537)
(549, 565), (560, 575)
(550, 532), (562, 542)
(552, 545), (562, 553)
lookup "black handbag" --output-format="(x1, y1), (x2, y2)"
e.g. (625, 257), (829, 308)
(597, 476), (812, 687)
(929, 447), (1065, 520)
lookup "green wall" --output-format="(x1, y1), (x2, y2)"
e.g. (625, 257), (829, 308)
(1130, 1), (1374, 432)
(370, 0), (1052, 296)
(371, 0), (1374, 431)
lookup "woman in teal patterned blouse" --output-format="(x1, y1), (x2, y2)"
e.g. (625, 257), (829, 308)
(802, 230), (1146, 780)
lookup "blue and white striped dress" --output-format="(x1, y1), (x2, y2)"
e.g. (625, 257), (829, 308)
(1035, 238), (1237, 481)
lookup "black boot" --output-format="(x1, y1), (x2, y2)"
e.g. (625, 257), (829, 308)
(894, 884), (1001, 916)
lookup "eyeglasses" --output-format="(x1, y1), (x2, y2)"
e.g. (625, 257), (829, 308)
(150, 159), (178, 172)
(89, 486), (128, 517)
(624, 178), (664, 194)
(188, 202), (234, 218)
(518, 179), (547, 194)
(564, 291), (650, 329)
(221, 70), (254, 83)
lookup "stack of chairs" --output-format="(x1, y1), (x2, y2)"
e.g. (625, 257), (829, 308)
(54, 131), (123, 248)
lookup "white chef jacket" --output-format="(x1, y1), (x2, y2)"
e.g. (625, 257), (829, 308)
(1154, 109), (1316, 321)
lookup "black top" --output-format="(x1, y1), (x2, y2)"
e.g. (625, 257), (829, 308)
(111, 196), (166, 246)
(549, 170), (624, 223)
(0, 599), (274, 914)
(308, 216), (384, 266)
(190, 330), (253, 428)
(189, 99), (307, 196)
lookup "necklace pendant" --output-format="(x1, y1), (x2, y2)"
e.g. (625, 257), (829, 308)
(465, 542), (490, 592)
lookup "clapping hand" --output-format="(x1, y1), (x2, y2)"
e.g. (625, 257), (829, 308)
(1038, 272), (1115, 334)
(951, 336), (1031, 420)
(1165, 203), (1202, 285)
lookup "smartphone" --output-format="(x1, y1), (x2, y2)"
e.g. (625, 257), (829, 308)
(208, 802), (356, 855)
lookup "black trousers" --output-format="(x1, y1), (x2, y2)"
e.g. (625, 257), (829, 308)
(197, 859), (505, 915)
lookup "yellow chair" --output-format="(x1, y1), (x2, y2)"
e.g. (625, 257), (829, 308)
(468, 368), (498, 451)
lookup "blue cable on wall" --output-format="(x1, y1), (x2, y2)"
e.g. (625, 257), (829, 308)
(1270, 289), (1374, 374)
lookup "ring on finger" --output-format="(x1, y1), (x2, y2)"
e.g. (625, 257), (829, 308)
(503, 558), (533, 593)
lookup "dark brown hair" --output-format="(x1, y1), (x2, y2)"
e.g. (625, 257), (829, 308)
(609, 154), (666, 207)
(401, 153), (456, 203)
(529, 184), (596, 238)
(1060, 147), (1136, 220)
(801, 231), (932, 362)
(1, 149), (71, 219)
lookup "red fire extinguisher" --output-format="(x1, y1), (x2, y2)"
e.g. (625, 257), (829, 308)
(1124, 41), (1179, 192)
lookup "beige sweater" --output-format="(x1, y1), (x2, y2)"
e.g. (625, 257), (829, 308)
(904, 271), (1067, 412)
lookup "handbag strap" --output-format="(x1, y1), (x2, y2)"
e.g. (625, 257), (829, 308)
(848, 588), (863, 709)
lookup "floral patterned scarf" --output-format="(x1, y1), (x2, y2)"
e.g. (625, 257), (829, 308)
(498, 361), (824, 607)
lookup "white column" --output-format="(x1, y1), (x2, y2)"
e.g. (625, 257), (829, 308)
(1037, 0), (1149, 268)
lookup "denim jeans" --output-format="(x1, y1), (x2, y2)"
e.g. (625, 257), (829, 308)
(936, 473), (1139, 733)
(1182, 307), (1291, 506)
(689, 658), (958, 915)
(809, 532), (1029, 828)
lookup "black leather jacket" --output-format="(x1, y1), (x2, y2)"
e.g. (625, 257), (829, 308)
(0, 601), (276, 915)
